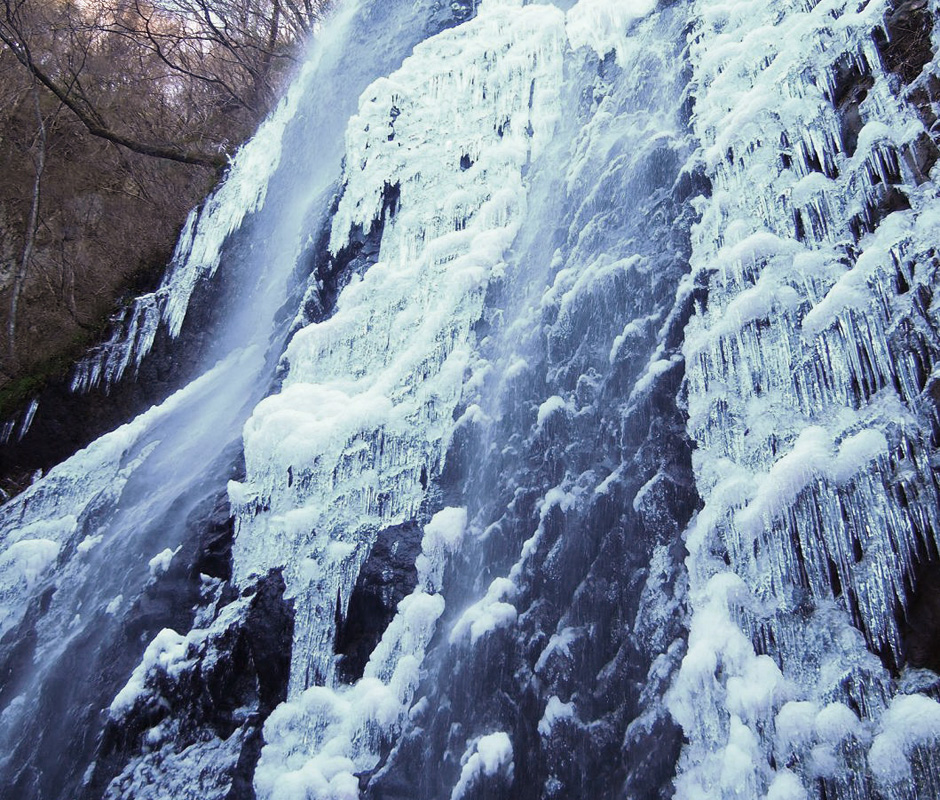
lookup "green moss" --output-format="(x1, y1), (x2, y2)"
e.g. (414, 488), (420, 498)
(0, 372), (47, 420)
(0, 324), (108, 420)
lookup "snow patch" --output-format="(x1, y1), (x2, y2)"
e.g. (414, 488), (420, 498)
(109, 628), (189, 718)
(450, 577), (517, 645)
(566, 0), (657, 65)
(538, 696), (575, 736)
(450, 731), (514, 800)
(869, 695), (940, 785)
(148, 546), (181, 577)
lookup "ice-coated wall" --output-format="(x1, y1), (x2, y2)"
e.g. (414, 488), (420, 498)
(2, 0), (940, 799)
(230, 2), (568, 791)
(672, 0), (940, 798)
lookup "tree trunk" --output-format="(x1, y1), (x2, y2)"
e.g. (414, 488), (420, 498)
(8, 81), (46, 364)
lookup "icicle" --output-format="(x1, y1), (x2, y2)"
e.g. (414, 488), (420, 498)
(678, 0), (940, 796)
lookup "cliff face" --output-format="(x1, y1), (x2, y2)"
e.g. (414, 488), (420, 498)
(0, 0), (328, 408)
(3, 1), (940, 799)
(674, 0), (940, 796)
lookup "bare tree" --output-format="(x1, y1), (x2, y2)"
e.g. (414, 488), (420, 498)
(0, 0), (329, 384)
(0, 0), (331, 168)
(0, 0), (227, 167)
(7, 78), (45, 362)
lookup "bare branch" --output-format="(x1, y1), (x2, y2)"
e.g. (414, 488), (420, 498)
(0, 21), (228, 168)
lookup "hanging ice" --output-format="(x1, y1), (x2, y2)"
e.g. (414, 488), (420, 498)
(230, 2), (566, 791)
(2, 0), (940, 798)
(671, 0), (940, 797)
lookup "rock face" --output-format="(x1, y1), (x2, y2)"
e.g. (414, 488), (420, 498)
(334, 522), (422, 685)
(0, 247), (247, 493)
(0, 445), (247, 800)
(0, 3), (505, 798)
(672, 0), (940, 795)
(361, 8), (702, 794)
(4, 1), (940, 800)
(91, 568), (294, 800)
(0, 1), (479, 497)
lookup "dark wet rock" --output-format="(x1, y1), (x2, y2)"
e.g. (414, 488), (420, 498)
(829, 54), (875, 158)
(875, 0), (935, 86)
(86, 569), (293, 800)
(364, 39), (700, 794)
(875, 2), (940, 179)
(0, 445), (250, 800)
(0, 586), (54, 714)
(903, 544), (940, 674)
(849, 182), (912, 242)
(335, 521), (423, 684)
(426, 0), (478, 30)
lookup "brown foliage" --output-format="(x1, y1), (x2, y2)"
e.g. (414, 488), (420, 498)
(0, 0), (328, 394)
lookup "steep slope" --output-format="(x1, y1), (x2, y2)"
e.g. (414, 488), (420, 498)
(1, 1), (940, 799)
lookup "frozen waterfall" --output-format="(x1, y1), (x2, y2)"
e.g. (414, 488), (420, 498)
(3, 0), (940, 798)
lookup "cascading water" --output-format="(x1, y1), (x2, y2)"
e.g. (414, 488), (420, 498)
(0, 2), (475, 796)
(2, 0), (940, 798)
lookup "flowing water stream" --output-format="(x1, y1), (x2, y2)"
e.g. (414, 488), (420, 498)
(3, 1), (940, 798)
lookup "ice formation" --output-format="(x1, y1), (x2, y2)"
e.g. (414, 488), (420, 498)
(672, 0), (940, 797)
(69, 72), (307, 393)
(3, 0), (940, 798)
(230, 2), (567, 789)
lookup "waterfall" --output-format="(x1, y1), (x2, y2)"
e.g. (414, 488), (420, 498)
(2, 0), (940, 798)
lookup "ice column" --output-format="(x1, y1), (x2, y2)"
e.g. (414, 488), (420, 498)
(673, 0), (940, 797)
(230, 0), (566, 703)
